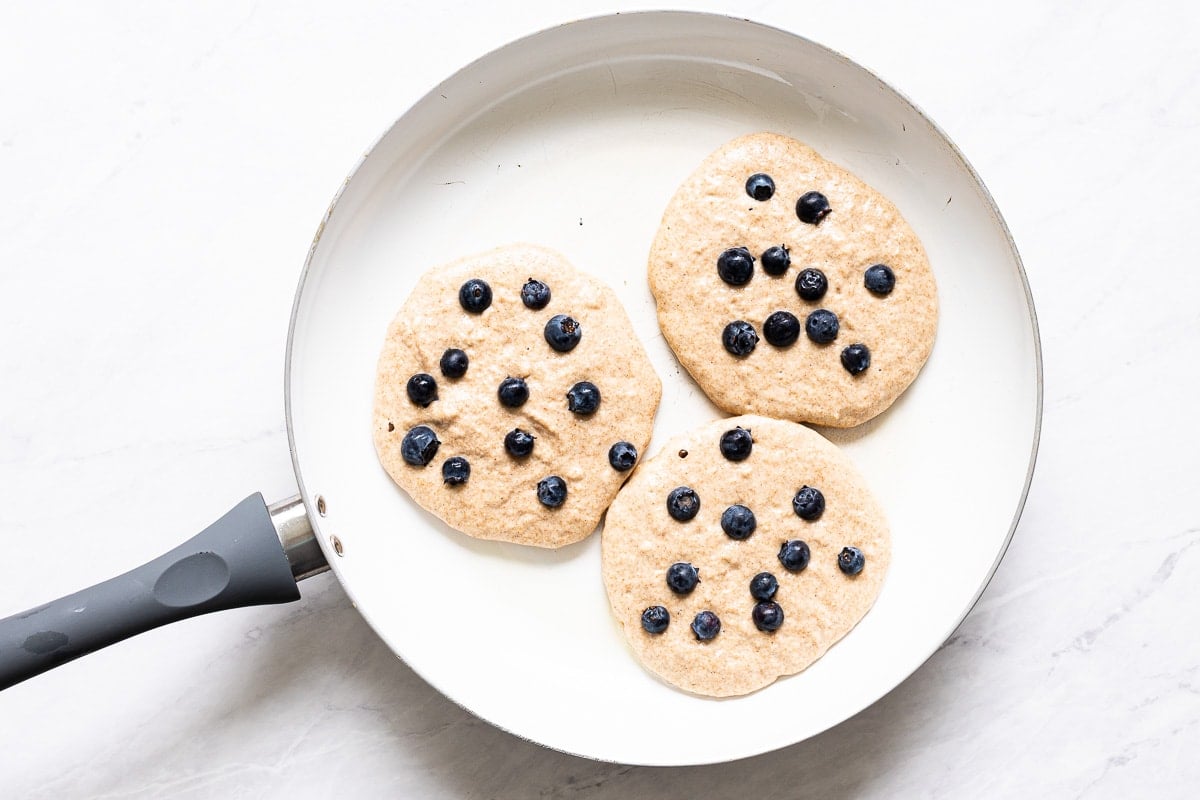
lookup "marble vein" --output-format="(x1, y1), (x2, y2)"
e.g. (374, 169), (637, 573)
(1052, 532), (1199, 659)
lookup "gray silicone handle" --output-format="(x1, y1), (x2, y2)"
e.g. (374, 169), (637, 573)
(0, 493), (301, 690)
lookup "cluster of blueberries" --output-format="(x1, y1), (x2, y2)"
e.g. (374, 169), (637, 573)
(639, 426), (867, 641)
(394, 276), (639, 508)
(718, 173), (898, 376)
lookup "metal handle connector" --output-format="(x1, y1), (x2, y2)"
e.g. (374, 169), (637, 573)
(268, 495), (329, 581)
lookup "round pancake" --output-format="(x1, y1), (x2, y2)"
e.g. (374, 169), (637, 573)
(373, 244), (661, 548)
(648, 132), (938, 427)
(602, 415), (890, 696)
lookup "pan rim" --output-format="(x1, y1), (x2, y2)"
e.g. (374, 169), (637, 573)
(282, 9), (1043, 765)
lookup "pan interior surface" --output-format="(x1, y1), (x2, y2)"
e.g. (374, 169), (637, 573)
(287, 12), (1039, 765)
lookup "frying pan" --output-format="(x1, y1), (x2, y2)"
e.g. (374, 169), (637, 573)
(0, 12), (1041, 765)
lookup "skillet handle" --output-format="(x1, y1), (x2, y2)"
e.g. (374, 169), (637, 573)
(0, 493), (312, 690)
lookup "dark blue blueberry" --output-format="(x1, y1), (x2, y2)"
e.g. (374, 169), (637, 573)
(691, 610), (721, 641)
(796, 191), (831, 224)
(805, 309), (839, 344)
(795, 267), (828, 301)
(864, 263), (896, 295)
(641, 605), (670, 634)
(544, 314), (582, 352)
(521, 278), (552, 309)
(717, 247), (755, 286)
(439, 348), (468, 379)
(792, 485), (825, 520)
(752, 601), (784, 632)
(504, 428), (535, 458)
(406, 373), (438, 407)
(838, 546), (866, 576)
(566, 381), (601, 415)
(745, 173), (775, 201)
(719, 427), (753, 461)
(400, 425), (440, 467)
(761, 245), (791, 276)
(497, 376), (529, 408)
(841, 343), (871, 375)
(666, 562), (700, 594)
(722, 320), (758, 356)
(763, 310), (801, 347)
(720, 504), (757, 540)
(608, 441), (638, 472)
(458, 278), (492, 313)
(536, 475), (567, 508)
(441, 456), (470, 485)
(778, 539), (811, 572)
(750, 572), (778, 601)
(666, 486), (700, 522)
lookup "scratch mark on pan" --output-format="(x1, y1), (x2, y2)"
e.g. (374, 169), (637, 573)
(696, 79), (750, 106)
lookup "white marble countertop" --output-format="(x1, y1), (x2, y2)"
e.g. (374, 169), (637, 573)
(2, 0), (1197, 796)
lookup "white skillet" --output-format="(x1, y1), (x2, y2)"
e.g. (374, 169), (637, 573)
(0, 12), (1041, 766)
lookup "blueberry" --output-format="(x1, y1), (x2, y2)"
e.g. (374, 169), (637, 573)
(439, 348), (468, 379)
(666, 486), (700, 522)
(750, 572), (778, 601)
(544, 314), (582, 352)
(841, 343), (871, 375)
(720, 504), (757, 540)
(458, 278), (492, 313)
(641, 606), (670, 634)
(666, 562), (700, 594)
(442, 456), (470, 485)
(406, 373), (438, 407)
(537, 475), (567, 508)
(608, 441), (638, 471)
(864, 263), (896, 295)
(752, 601), (784, 632)
(778, 539), (811, 572)
(691, 610), (721, 641)
(497, 377), (529, 408)
(792, 485), (825, 520)
(566, 381), (601, 415)
(838, 546), (866, 576)
(521, 278), (552, 309)
(763, 310), (801, 347)
(400, 425), (440, 467)
(504, 428), (535, 458)
(795, 267), (828, 301)
(761, 245), (791, 276)
(717, 247), (755, 286)
(745, 173), (775, 201)
(796, 191), (831, 224)
(722, 320), (758, 356)
(719, 427), (753, 461)
(805, 309), (839, 343)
